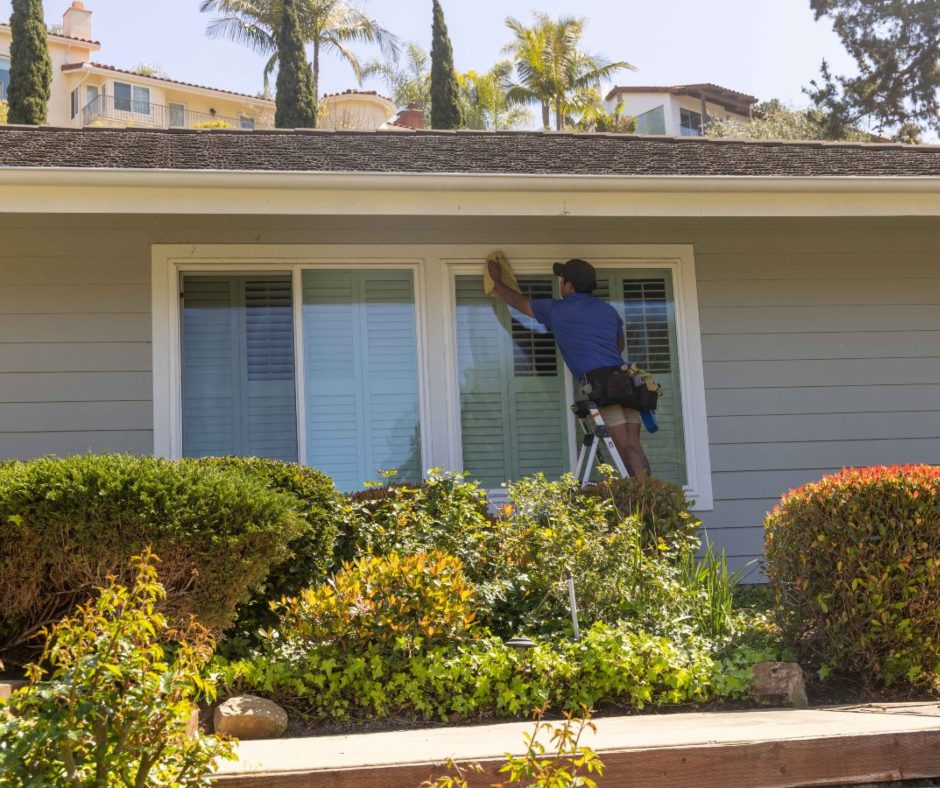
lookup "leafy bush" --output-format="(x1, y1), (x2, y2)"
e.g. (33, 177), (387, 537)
(338, 471), (495, 567)
(0, 101), (7, 124)
(0, 550), (233, 785)
(194, 119), (232, 129)
(198, 457), (340, 644)
(0, 454), (303, 660)
(218, 619), (772, 723)
(585, 475), (700, 551)
(765, 465), (940, 687)
(273, 551), (478, 653)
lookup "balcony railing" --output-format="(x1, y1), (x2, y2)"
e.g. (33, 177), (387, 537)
(81, 93), (271, 130)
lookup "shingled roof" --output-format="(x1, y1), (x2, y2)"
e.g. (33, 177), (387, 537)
(0, 126), (938, 178)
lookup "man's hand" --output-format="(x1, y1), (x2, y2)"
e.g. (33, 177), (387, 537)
(487, 258), (503, 284)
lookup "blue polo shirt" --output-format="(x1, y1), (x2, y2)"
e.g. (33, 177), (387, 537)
(530, 293), (625, 378)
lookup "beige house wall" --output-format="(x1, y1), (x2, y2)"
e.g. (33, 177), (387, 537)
(0, 213), (938, 572)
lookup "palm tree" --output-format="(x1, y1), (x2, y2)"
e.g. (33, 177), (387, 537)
(200, 0), (399, 97)
(362, 42), (431, 110)
(503, 13), (635, 131)
(458, 61), (530, 130)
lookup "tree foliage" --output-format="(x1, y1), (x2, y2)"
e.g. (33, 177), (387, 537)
(806, 0), (939, 142)
(457, 61), (529, 130)
(363, 42), (431, 110)
(503, 13), (634, 131)
(275, 0), (317, 128)
(6, 0), (52, 125)
(430, 0), (462, 129)
(706, 98), (872, 142)
(200, 0), (399, 95)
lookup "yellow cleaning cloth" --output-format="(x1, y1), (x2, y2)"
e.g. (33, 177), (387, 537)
(483, 250), (522, 297)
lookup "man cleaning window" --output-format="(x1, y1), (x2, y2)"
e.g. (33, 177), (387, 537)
(486, 254), (652, 478)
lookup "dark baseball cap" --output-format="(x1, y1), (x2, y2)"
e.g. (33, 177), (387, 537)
(552, 258), (597, 291)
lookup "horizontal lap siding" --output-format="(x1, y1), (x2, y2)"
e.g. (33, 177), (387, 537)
(694, 226), (940, 574)
(0, 216), (937, 577)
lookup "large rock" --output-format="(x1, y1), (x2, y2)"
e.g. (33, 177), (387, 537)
(213, 694), (289, 740)
(750, 661), (809, 708)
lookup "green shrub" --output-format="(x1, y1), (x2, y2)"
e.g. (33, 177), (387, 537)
(0, 550), (234, 785)
(765, 465), (940, 687)
(0, 454), (303, 660)
(198, 457), (340, 643)
(586, 475), (700, 551)
(273, 551), (478, 653)
(338, 470), (495, 567)
(217, 620), (772, 723)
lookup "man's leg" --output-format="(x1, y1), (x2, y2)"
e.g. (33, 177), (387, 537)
(600, 406), (651, 479)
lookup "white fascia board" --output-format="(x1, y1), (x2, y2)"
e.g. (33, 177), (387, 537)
(0, 167), (938, 216)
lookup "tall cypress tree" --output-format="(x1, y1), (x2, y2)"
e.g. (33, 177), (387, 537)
(7, 0), (52, 125)
(275, 0), (317, 129)
(430, 0), (461, 129)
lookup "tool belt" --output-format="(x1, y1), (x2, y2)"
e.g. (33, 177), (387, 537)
(582, 363), (662, 411)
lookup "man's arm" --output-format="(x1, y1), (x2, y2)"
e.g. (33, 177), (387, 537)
(487, 259), (534, 317)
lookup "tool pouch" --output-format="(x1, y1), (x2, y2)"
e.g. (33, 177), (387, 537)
(583, 364), (661, 411)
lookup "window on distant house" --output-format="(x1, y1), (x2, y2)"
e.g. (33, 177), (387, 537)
(0, 56), (10, 102)
(179, 269), (422, 492)
(636, 105), (666, 135)
(239, 116), (255, 130)
(168, 102), (186, 127)
(680, 108), (703, 136)
(114, 82), (150, 114)
(70, 87), (80, 119)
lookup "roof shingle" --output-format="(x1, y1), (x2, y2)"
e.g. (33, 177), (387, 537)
(0, 126), (937, 178)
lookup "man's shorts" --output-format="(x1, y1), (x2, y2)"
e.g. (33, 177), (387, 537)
(579, 381), (641, 427)
(598, 403), (642, 427)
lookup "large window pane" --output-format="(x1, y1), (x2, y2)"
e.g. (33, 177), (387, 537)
(181, 274), (298, 461)
(595, 269), (687, 484)
(0, 57), (10, 102)
(113, 82), (132, 112)
(456, 275), (569, 488)
(302, 269), (421, 491)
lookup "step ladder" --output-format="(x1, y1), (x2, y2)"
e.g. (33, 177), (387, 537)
(571, 400), (630, 487)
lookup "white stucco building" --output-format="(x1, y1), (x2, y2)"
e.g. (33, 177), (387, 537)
(605, 84), (757, 136)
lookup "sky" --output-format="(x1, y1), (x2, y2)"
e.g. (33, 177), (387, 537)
(2, 0), (859, 113)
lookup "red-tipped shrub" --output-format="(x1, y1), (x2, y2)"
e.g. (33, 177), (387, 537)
(765, 465), (940, 687)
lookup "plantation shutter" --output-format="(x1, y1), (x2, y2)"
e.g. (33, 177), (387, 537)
(181, 275), (298, 461)
(595, 270), (687, 484)
(302, 269), (421, 491)
(456, 275), (568, 488)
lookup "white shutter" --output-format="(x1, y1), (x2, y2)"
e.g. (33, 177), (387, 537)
(302, 269), (421, 491)
(181, 275), (298, 461)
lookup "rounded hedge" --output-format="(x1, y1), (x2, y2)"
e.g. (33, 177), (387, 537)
(0, 455), (304, 661)
(765, 465), (940, 687)
(198, 457), (340, 641)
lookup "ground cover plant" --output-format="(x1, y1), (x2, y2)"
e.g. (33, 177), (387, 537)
(0, 454), (305, 662)
(217, 472), (780, 724)
(0, 550), (233, 785)
(766, 464), (940, 689)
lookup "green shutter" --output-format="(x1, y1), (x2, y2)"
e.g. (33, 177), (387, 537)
(181, 275), (298, 462)
(456, 275), (569, 487)
(302, 269), (421, 491)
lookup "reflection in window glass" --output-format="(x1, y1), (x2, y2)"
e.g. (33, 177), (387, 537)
(680, 108), (703, 136)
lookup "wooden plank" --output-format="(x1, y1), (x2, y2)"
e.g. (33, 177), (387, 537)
(0, 257), (150, 285)
(708, 412), (940, 445)
(0, 401), (152, 433)
(0, 314), (151, 343)
(696, 252), (940, 281)
(704, 383), (940, 417)
(709, 438), (940, 473)
(0, 343), (150, 373)
(711, 468), (841, 500)
(0, 371), (152, 402)
(704, 358), (940, 389)
(701, 304), (940, 333)
(0, 285), (150, 314)
(0, 430), (153, 459)
(699, 277), (940, 308)
(214, 729), (940, 788)
(702, 331), (940, 362)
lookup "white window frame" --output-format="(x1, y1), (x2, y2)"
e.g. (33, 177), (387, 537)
(239, 115), (256, 130)
(152, 243), (712, 509)
(168, 101), (187, 128)
(113, 81), (150, 114)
